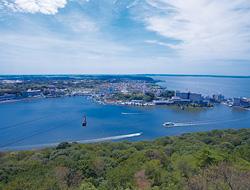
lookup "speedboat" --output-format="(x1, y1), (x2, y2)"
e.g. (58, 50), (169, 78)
(163, 122), (176, 127)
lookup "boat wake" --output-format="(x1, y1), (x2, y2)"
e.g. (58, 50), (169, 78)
(0, 132), (143, 151)
(77, 132), (142, 143)
(121, 112), (142, 115)
(167, 116), (250, 127)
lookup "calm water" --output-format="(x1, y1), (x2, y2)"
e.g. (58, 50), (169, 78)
(153, 75), (250, 98)
(0, 76), (250, 150)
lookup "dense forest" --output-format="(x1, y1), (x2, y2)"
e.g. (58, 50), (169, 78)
(1, 129), (250, 190)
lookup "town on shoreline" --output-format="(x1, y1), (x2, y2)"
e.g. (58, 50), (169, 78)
(0, 75), (249, 110)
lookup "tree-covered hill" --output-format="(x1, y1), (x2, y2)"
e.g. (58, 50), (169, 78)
(1, 129), (250, 190)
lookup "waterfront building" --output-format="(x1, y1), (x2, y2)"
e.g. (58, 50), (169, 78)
(212, 94), (225, 102)
(175, 91), (203, 103)
(153, 100), (174, 105)
(233, 98), (241, 106)
(233, 97), (250, 108)
(171, 96), (191, 104)
(176, 91), (189, 99)
(239, 98), (250, 108)
(189, 93), (203, 102)
(26, 89), (42, 97)
(131, 100), (144, 103)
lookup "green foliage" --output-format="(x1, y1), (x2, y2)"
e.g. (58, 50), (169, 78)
(197, 148), (225, 168)
(56, 142), (71, 150)
(144, 160), (165, 186)
(143, 92), (155, 102)
(79, 181), (97, 190)
(112, 92), (156, 102)
(0, 129), (250, 190)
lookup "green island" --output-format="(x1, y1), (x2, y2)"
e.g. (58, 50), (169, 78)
(1, 129), (250, 190)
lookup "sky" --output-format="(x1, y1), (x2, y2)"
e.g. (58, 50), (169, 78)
(0, 0), (250, 75)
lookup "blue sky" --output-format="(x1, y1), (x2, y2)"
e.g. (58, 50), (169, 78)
(0, 0), (250, 75)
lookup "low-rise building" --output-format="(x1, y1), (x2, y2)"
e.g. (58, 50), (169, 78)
(176, 91), (189, 99)
(189, 93), (203, 102)
(212, 94), (225, 102)
(233, 97), (250, 108)
(239, 98), (250, 108)
(26, 89), (42, 97)
(233, 98), (241, 106)
(153, 100), (174, 105)
(171, 96), (191, 104)
(175, 91), (203, 103)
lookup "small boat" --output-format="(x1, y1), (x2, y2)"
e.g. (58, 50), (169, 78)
(163, 122), (176, 127)
(82, 115), (87, 127)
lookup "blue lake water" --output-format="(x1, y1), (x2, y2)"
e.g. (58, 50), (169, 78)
(153, 75), (250, 98)
(0, 76), (250, 150)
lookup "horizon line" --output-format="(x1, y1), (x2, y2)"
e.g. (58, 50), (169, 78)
(0, 74), (250, 78)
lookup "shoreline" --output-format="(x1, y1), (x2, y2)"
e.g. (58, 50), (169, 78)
(1, 95), (249, 111)
(0, 97), (43, 104)
(1, 128), (250, 152)
(0, 132), (143, 152)
(0, 95), (86, 105)
(1, 75), (249, 109)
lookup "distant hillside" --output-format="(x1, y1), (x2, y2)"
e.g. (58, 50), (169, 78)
(1, 129), (250, 190)
(0, 75), (155, 82)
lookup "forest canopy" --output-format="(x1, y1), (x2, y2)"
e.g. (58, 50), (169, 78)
(0, 128), (250, 190)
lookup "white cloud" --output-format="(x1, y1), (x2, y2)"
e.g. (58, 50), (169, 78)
(0, 32), (139, 74)
(144, 39), (175, 48)
(143, 0), (250, 61)
(5, 0), (67, 15)
(56, 12), (98, 33)
(126, 0), (139, 9)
